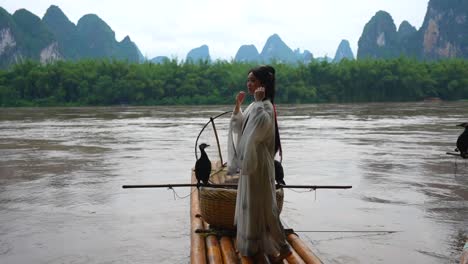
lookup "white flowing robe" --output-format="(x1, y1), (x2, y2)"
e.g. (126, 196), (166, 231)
(227, 100), (288, 256)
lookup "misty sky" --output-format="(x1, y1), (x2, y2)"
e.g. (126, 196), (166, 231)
(2, 0), (430, 60)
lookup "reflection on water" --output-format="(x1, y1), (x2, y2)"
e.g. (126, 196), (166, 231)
(1, 102), (467, 263)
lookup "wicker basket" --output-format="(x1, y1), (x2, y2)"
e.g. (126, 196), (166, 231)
(199, 185), (284, 230)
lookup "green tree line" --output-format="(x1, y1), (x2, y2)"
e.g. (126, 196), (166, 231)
(0, 57), (467, 107)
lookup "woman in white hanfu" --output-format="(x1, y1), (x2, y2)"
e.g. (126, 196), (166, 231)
(227, 65), (292, 262)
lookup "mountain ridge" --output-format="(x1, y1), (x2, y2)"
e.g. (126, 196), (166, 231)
(0, 5), (142, 68)
(357, 0), (468, 60)
(1, 1), (467, 68)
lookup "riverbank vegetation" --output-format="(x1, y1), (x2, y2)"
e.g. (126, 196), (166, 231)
(0, 58), (467, 107)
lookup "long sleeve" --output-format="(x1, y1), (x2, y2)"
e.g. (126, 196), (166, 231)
(227, 100), (275, 175)
(238, 100), (275, 175)
(246, 101), (274, 144)
(227, 106), (245, 175)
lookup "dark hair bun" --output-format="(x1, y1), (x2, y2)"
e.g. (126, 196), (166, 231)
(265, 65), (275, 75)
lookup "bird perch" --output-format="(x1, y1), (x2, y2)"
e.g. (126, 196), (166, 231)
(446, 152), (467, 158)
(122, 183), (352, 190)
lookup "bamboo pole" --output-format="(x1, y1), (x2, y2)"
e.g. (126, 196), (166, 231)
(231, 237), (237, 252)
(219, 236), (238, 264)
(191, 173), (207, 264)
(194, 111), (232, 161)
(204, 222), (223, 264)
(287, 233), (322, 264)
(210, 117), (224, 165)
(240, 256), (255, 264)
(123, 183), (237, 189)
(122, 183), (352, 190)
(232, 237), (255, 264)
(447, 152), (468, 159)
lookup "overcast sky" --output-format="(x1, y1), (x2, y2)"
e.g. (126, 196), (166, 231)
(3, 0), (429, 60)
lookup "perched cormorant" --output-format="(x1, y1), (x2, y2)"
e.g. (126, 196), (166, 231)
(456, 122), (468, 158)
(195, 143), (211, 185)
(274, 160), (286, 185)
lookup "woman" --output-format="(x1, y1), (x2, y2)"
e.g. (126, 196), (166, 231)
(227, 65), (292, 262)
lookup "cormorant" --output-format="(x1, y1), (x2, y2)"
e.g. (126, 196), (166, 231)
(195, 143), (211, 185)
(456, 122), (468, 158)
(274, 160), (286, 185)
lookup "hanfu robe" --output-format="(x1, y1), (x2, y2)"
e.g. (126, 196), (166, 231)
(227, 99), (288, 256)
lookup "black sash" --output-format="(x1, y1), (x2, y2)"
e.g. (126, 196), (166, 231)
(241, 115), (249, 135)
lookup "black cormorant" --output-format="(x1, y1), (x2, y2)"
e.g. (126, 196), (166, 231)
(456, 122), (468, 158)
(274, 160), (286, 185)
(195, 143), (211, 185)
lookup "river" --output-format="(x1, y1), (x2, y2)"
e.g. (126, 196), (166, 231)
(1, 102), (467, 263)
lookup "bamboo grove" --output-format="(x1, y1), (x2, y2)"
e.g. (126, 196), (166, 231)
(0, 57), (467, 107)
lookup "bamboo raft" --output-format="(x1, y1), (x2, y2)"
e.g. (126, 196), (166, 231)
(190, 162), (323, 264)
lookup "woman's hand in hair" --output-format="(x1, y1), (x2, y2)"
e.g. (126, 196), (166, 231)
(254, 87), (265, 102)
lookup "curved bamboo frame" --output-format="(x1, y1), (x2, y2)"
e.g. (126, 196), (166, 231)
(194, 111), (232, 162)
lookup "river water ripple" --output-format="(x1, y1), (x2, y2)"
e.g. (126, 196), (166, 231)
(0, 102), (467, 263)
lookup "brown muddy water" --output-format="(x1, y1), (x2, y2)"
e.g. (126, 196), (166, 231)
(0, 102), (467, 264)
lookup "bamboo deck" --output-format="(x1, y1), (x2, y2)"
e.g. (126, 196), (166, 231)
(190, 166), (323, 264)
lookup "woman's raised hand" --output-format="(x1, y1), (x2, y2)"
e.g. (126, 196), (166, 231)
(234, 91), (245, 114)
(254, 87), (265, 101)
(236, 91), (246, 106)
